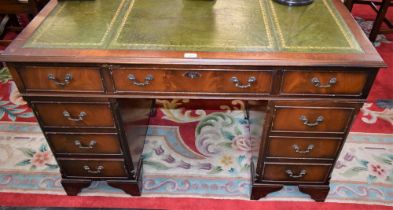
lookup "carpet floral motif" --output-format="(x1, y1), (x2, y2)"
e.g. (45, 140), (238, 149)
(330, 133), (393, 205)
(0, 131), (58, 172)
(0, 95), (34, 122)
(15, 143), (59, 171)
(156, 99), (207, 123)
(0, 68), (34, 122)
(361, 101), (393, 125)
(336, 149), (393, 184)
(143, 99), (252, 178)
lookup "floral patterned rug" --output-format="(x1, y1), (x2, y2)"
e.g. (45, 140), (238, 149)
(0, 9), (393, 206)
(0, 75), (392, 205)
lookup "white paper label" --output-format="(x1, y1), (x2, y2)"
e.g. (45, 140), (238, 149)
(184, 53), (198, 58)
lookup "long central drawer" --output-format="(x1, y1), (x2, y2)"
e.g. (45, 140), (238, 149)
(111, 68), (273, 94)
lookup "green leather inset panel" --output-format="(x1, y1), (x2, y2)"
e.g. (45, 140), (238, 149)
(109, 0), (274, 51)
(23, 0), (363, 54)
(269, 0), (362, 52)
(24, 0), (126, 48)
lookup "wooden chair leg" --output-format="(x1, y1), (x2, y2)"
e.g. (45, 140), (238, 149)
(344, 0), (356, 11)
(369, 0), (391, 42)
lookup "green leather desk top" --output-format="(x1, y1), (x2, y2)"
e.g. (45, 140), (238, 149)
(23, 0), (363, 54)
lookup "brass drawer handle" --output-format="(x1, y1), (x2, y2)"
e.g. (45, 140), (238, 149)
(299, 115), (324, 127)
(83, 165), (104, 174)
(286, 169), (307, 178)
(184, 71), (201, 79)
(48, 73), (72, 86)
(63, 111), (86, 122)
(311, 77), (337, 88)
(74, 140), (96, 149)
(128, 74), (154, 86)
(231, 76), (256, 89)
(292, 144), (314, 154)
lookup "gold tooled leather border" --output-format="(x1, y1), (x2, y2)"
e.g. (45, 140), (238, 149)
(28, 0), (126, 47)
(111, 0), (274, 50)
(269, 0), (362, 51)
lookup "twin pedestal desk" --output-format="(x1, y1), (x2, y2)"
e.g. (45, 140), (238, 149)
(1, 0), (385, 201)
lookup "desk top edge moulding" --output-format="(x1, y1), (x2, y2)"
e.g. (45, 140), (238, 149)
(0, 0), (386, 202)
(0, 0), (385, 67)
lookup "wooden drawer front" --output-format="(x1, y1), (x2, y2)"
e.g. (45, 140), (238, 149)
(267, 137), (342, 159)
(112, 68), (272, 94)
(34, 102), (115, 128)
(262, 163), (331, 183)
(112, 68), (167, 92)
(272, 106), (354, 133)
(58, 159), (128, 178)
(281, 71), (368, 96)
(18, 66), (104, 92)
(218, 71), (272, 93)
(46, 133), (122, 155)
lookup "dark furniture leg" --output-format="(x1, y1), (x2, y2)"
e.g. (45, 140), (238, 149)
(344, 0), (355, 11)
(250, 183), (283, 200)
(149, 101), (157, 117)
(107, 180), (141, 196)
(61, 179), (92, 196)
(298, 185), (330, 202)
(369, 0), (391, 42)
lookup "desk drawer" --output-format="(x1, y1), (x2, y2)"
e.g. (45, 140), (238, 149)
(280, 70), (368, 96)
(33, 102), (115, 128)
(46, 133), (122, 155)
(58, 159), (128, 178)
(17, 66), (104, 93)
(267, 137), (342, 159)
(262, 163), (331, 183)
(112, 68), (272, 94)
(271, 106), (355, 134)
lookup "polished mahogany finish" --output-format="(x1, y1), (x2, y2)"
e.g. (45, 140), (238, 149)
(271, 106), (355, 134)
(266, 136), (342, 160)
(16, 65), (105, 93)
(46, 133), (122, 155)
(58, 158), (128, 178)
(262, 163), (332, 183)
(117, 99), (153, 170)
(112, 67), (273, 94)
(32, 102), (115, 128)
(0, 0), (385, 201)
(280, 70), (369, 96)
(60, 179), (92, 196)
(299, 185), (330, 202)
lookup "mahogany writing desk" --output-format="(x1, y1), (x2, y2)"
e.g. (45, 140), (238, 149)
(0, 0), (385, 201)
